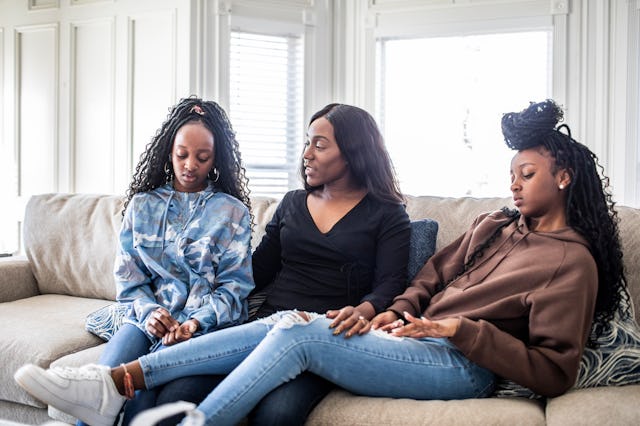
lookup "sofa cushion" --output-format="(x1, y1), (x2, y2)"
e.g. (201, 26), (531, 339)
(0, 295), (111, 407)
(616, 205), (640, 324)
(0, 400), (51, 426)
(405, 195), (512, 252)
(546, 385), (640, 426)
(23, 193), (124, 300)
(306, 389), (545, 425)
(249, 196), (280, 250)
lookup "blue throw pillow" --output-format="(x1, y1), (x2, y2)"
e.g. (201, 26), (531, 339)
(407, 219), (439, 282)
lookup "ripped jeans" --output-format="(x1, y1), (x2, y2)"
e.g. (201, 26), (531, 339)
(138, 311), (495, 426)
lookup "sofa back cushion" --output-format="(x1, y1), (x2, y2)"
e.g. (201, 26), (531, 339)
(616, 205), (640, 323)
(24, 193), (124, 300)
(405, 195), (511, 249)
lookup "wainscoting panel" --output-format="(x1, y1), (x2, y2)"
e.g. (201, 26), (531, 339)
(71, 18), (115, 193)
(16, 24), (58, 196)
(28, 0), (59, 11)
(128, 10), (177, 168)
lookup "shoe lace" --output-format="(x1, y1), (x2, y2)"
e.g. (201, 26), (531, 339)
(54, 365), (104, 380)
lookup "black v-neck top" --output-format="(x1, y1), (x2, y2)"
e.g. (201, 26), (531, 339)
(252, 189), (410, 315)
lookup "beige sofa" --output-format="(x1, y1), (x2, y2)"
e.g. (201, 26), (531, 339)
(1, 193), (639, 425)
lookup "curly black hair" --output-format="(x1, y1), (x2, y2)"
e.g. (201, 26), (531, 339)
(300, 103), (404, 204)
(124, 96), (251, 216)
(499, 99), (630, 347)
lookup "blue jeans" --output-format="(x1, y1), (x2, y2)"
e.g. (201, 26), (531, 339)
(248, 372), (334, 426)
(152, 375), (226, 426)
(151, 372), (333, 426)
(139, 312), (495, 426)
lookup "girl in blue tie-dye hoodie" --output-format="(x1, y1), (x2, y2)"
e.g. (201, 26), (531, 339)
(87, 97), (254, 425)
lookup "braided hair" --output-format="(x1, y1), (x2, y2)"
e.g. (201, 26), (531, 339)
(124, 96), (251, 216)
(300, 103), (404, 204)
(501, 99), (630, 347)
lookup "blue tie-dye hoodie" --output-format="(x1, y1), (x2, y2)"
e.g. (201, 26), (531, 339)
(114, 182), (254, 340)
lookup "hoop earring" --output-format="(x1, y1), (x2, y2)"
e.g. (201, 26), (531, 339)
(212, 168), (219, 183)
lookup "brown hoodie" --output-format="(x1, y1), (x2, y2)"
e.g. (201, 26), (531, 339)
(388, 210), (597, 397)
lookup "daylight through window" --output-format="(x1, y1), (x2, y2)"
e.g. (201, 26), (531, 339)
(229, 31), (304, 198)
(376, 31), (552, 198)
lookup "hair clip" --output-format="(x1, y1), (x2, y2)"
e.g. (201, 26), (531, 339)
(190, 105), (205, 116)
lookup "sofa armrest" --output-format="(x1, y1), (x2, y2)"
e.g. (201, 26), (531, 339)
(0, 255), (39, 302)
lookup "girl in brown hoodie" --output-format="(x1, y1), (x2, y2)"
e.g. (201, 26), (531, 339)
(15, 100), (630, 426)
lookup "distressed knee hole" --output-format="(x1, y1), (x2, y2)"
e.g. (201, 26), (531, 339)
(265, 311), (323, 336)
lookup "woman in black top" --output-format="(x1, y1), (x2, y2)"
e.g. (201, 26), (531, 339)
(146, 103), (410, 426)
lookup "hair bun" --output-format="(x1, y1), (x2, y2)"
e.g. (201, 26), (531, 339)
(502, 99), (564, 150)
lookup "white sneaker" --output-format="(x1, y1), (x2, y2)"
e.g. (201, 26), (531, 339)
(14, 363), (125, 426)
(130, 401), (205, 426)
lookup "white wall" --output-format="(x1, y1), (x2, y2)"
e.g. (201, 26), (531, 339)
(0, 0), (639, 253)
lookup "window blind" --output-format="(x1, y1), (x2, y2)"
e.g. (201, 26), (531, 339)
(229, 31), (304, 198)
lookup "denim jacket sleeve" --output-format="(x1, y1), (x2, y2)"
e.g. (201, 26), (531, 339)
(188, 204), (254, 332)
(114, 198), (162, 327)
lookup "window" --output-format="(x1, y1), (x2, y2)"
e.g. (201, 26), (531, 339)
(229, 31), (304, 198)
(376, 31), (552, 197)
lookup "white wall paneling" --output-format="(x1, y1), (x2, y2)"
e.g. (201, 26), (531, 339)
(71, 0), (113, 5)
(331, 0), (369, 106)
(608, 0), (638, 205)
(71, 18), (115, 193)
(585, 0), (611, 177)
(29, 0), (58, 11)
(551, 1), (568, 109)
(15, 24), (59, 196)
(301, 0), (333, 115)
(0, 25), (17, 254)
(128, 10), (178, 172)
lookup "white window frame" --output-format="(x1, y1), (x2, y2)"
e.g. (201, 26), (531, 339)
(201, 0), (329, 198)
(361, 1), (563, 198)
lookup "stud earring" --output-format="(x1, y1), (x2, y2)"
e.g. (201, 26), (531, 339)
(559, 184), (565, 190)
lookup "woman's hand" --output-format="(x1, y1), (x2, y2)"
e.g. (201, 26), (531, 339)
(371, 310), (405, 331)
(145, 307), (180, 338)
(326, 306), (371, 338)
(390, 312), (460, 338)
(162, 319), (199, 346)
